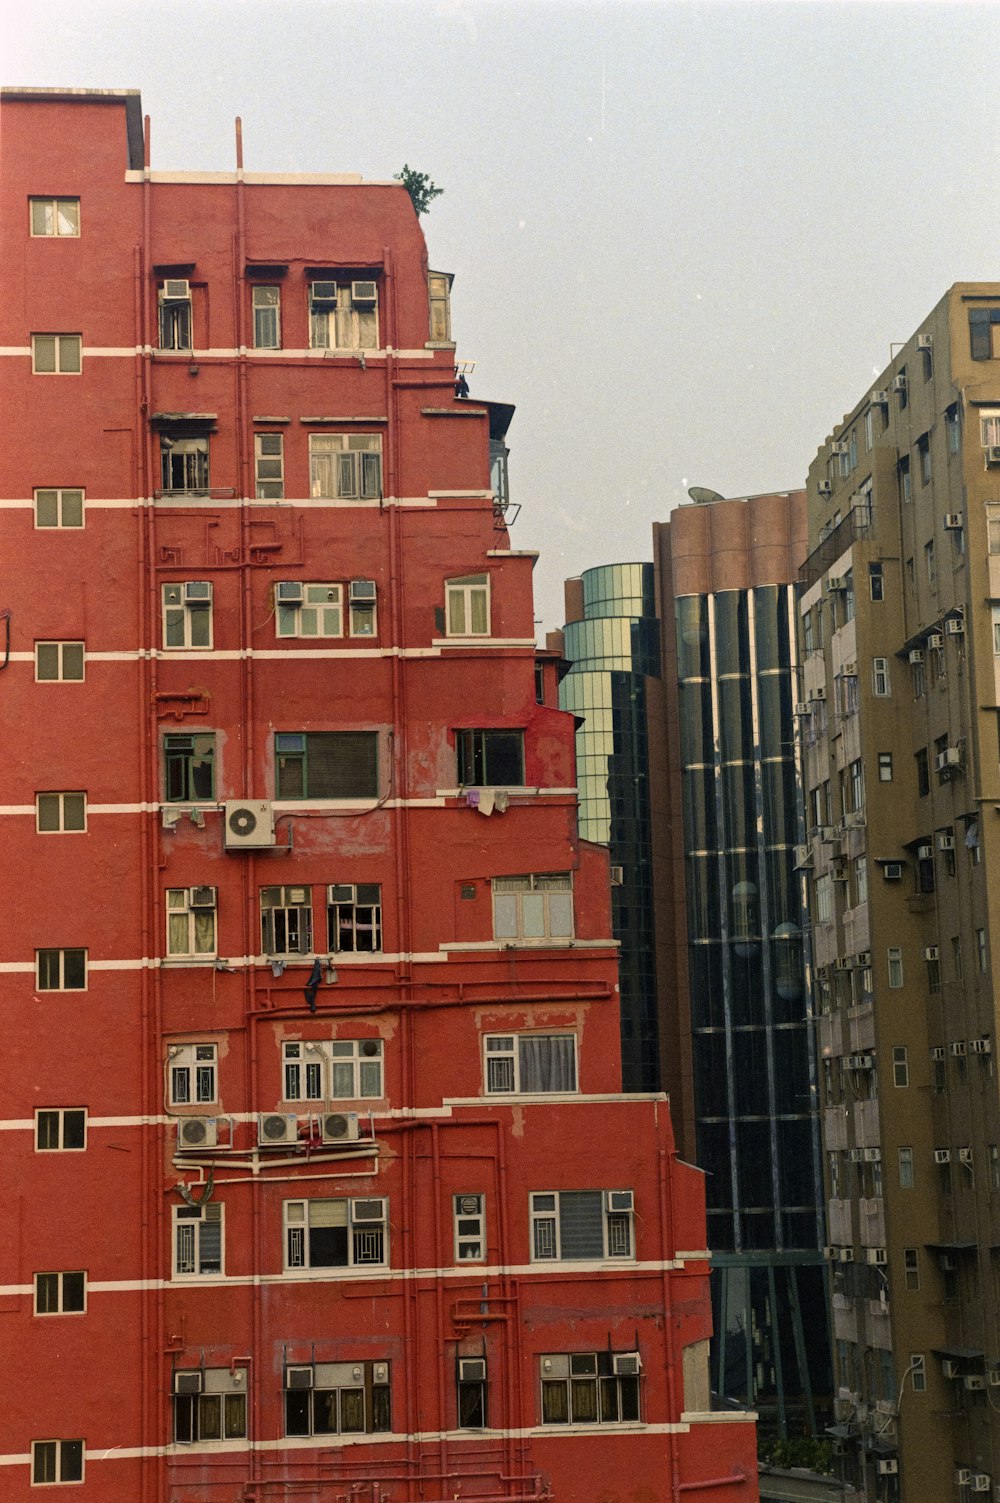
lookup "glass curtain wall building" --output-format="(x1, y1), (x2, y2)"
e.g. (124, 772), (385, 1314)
(560, 564), (662, 1092)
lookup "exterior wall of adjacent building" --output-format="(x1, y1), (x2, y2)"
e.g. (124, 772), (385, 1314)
(0, 89), (758, 1503)
(801, 284), (1000, 1499)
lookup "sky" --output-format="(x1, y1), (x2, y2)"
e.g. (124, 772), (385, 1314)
(6, 0), (1000, 633)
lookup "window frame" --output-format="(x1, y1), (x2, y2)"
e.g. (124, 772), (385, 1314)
(283, 1196), (389, 1271)
(887, 948), (904, 989)
(492, 873), (573, 943)
(261, 884), (313, 956)
(539, 1352), (641, 1426)
(173, 1200), (224, 1277)
(872, 657), (890, 697)
(158, 285), (193, 351)
(29, 197), (81, 237)
(274, 731), (380, 801)
(173, 1371), (247, 1443)
(36, 949), (86, 991)
(34, 1270), (86, 1316)
(892, 1046), (909, 1087)
(446, 574), (491, 637)
(308, 280), (380, 351)
(35, 1108), (87, 1152)
(36, 792), (86, 833)
(163, 732), (216, 804)
(308, 433), (383, 500)
(160, 435), (210, 496)
(454, 1193), (486, 1262)
(898, 1147), (914, 1190)
(34, 487), (84, 528)
(284, 1359), (391, 1437)
(168, 1043), (218, 1107)
(456, 728), (525, 787)
(483, 1032), (578, 1095)
(31, 1439), (84, 1486)
(255, 432), (284, 498)
(31, 333), (82, 374)
(276, 583), (344, 639)
(35, 641), (84, 682)
(166, 888), (218, 959)
(252, 284), (282, 349)
(530, 1190), (634, 1263)
(162, 581), (213, 650)
(327, 884), (383, 954)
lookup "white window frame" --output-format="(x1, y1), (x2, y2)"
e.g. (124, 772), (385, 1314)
(815, 874), (833, 926)
(308, 280), (379, 351)
(31, 333), (81, 373)
(252, 284), (281, 349)
(982, 412), (1000, 448)
(454, 1193), (486, 1262)
(854, 856), (868, 906)
(34, 1270), (86, 1316)
(530, 1191), (634, 1263)
(910, 1354), (926, 1393)
(428, 271), (452, 343)
(283, 1196), (388, 1271)
(898, 1147), (914, 1189)
(31, 1439), (84, 1486)
(284, 1359), (391, 1437)
(887, 948), (904, 989)
(329, 1038), (384, 1100)
(35, 641), (84, 681)
(173, 1368), (247, 1442)
(35, 1108), (87, 1152)
(36, 949), (86, 991)
(34, 487), (84, 528)
(327, 884), (382, 953)
(169, 1043), (218, 1106)
(348, 580), (377, 637)
(30, 197), (80, 237)
(255, 432), (284, 498)
(162, 582), (213, 650)
(158, 286), (193, 351)
(308, 433), (382, 501)
(872, 657), (890, 697)
(493, 874), (574, 943)
(276, 583), (343, 638)
(892, 1046), (909, 1087)
(283, 1040), (325, 1102)
(261, 885), (313, 956)
(483, 1032), (578, 1095)
(173, 1200), (224, 1277)
(166, 888), (218, 958)
(446, 575), (490, 636)
(36, 792), (86, 833)
(161, 435), (210, 495)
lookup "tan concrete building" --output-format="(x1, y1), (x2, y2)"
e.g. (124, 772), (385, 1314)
(801, 285), (1000, 1498)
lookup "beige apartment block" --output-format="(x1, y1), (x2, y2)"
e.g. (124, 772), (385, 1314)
(801, 284), (1000, 1500)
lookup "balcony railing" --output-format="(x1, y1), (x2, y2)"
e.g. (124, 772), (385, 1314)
(799, 504), (874, 591)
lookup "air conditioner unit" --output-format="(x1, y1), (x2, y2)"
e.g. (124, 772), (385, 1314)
(966, 1376), (986, 1392)
(612, 1352), (642, 1376)
(794, 702), (812, 717)
(832, 859), (848, 882)
(351, 1197), (386, 1223)
(818, 480), (833, 497)
(173, 1370), (203, 1395)
(850, 1146), (864, 1161)
(321, 1111), (360, 1144)
(908, 648), (924, 665)
(986, 446), (1000, 465)
(610, 864), (624, 886)
(458, 1357), (487, 1383)
(189, 886), (216, 909)
(258, 1113), (298, 1147)
(892, 373), (907, 392)
(927, 633), (944, 650)
(935, 1149), (952, 1165)
(945, 1364), (963, 1382)
(877, 1458), (899, 1475)
(351, 280), (377, 306)
(183, 580), (212, 604)
(944, 512), (964, 530)
(937, 747), (962, 770)
(831, 441), (850, 457)
(162, 278), (191, 300)
(224, 800), (276, 850)
(856, 951), (872, 968)
(951, 1040), (967, 1058)
(946, 617), (965, 636)
(924, 946), (940, 962)
(178, 1116), (218, 1150)
(937, 833), (955, 851)
(818, 824), (834, 842)
(870, 389), (888, 405)
(971, 1038), (992, 1056)
(310, 281), (338, 304)
(276, 581), (304, 607)
(286, 1365), (314, 1389)
(972, 1475), (991, 1492)
(932, 1046), (946, 1061)
(863, 1146), (880, 1161)
(349, 578), (377, 603)
(839, 1247), (854, 1262)
(959, 1147), (974, 1165)
(826, 575), (847, 593)
(813, 685), (827, 701)
(793, 844), (811, 869)
(842, 661), (857, 677)
(917, 845), (933, 861)
(989, 1370), (1000, 1387)
(883, 863), (903, 881)
(822, 1245), (835, 1260)
(917, 333), (933, 351)
(604, 1190), (634, 1215)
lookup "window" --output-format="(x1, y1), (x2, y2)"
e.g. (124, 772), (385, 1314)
(158, 282), (192, 350)
(169, 1043), (217, 1106)
(992, 1145), (1000, 1191)
(878, 753), (893, 782)
(327, 884), (382, 952)
(530, 1190), (634, 1261)
(946, 403), (961, 453)
(872, 657), (890, 697)
(174, 1201), (223, 1276)
(899, 455), (911, 503)
(893, 1046), (909, 1087)
(162, 581), (213, 649)
(284, 1196), (388, 1269)
(915, 748), (929, 797)
(849, 759), (864, 812)
(493, 873), (573, 942)
(30, 197), (80, 236)
(255, 433), (284, 498)
(34, 487), (83, 528)
(842, 569), (855, 622)
(802, 609), (814, 655)
(36, 949), (86, 991)
(446, 575), (490, 636)
(31, 1440), (84, 1485)
(454, 1194), (485, 1261)
(35, 641), (83, 681)
(164, 733), (215, 802)
(869, 563), (883, 602)
(309, 278), (379, 350)
(174, 1369), (246, 1442)
(36, 792), (85, 833)
(32, 333), (81, 373)
(283, 1041), (324, 1101)
(903, 1248), (920, 1291)
(456, 729), (524, 786)
(34, 1271), (85, 1315)
(166, 888), (217, 958)
(36, 1108), (86, 1151)
(252, 285), (281, 348)
(952, 935), (963, 979)
(428, 271), (452, 342)
(970, 307), (1000, 360)
(261, 885), (313, 956)
(864, 406), (874, 451)
(308, 433), (382, 499)
(925, 540), (935, 586)
(285, 1359), (390, 1436)
(457, 1357), (487, 1427)
(911, 1354), (926, 1393)
(540, 1352), (640, 1425)
(161, 436), (209, 495)
(275, 731), (379, 799)
(348, 579), (377, 637)
(814, 874), (833, 926)
(276, 583), (342, 638)
(887, 948), (903, 989)
(854, 857), (868, 906)
(898, 1147), (914, 1189)
(331, 1039), (384, 1099)
(927, 954), (941, 994)
(978, 928), (988, 974)
(484, 1033), (577, 1094)
(917, 433), (931, 485)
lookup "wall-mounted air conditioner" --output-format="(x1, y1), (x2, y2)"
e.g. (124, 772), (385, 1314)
(908, 649), (924, 665)
(944, 513), (963, 530)
(459, 1358), (487, 1382)
(321, 1111), (360, 1144)
(946, 617), (965, 636)
(162, 279), (191, 301)
(970, 1038), (992, 1056)
(870, 389), (888, 406)
(927, 633), (943, 650)
(178, 1116), (218, 1150)
(916, 333), (933, 351)
(883, 863), (902, 881)
(258, 1113), (298, 1147)
(924, 945), (939, 961)
(612, 1352), (642, 1376)
(936, 747), (962, 771)
(310, 281), (338, 304)
(917, 845), (933, 862)
(224, 800), (276, 850)
(935, 1149), (952, 1165)
(189, 886), (217, 909)
(351, 280), (377, 306)
(891, 373), (907, 392)
(352, 1197), (386, 1223)
(276, 581), (304, 607)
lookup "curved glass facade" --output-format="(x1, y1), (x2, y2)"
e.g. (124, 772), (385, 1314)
(561, 564), (661, 1091)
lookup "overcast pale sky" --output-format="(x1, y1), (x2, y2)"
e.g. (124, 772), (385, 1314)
(7, 1), (999, 631)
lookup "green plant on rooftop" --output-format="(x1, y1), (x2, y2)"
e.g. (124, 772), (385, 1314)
(395, 165), (443, 217)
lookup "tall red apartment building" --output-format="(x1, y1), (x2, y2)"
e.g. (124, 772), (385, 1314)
(0, 88), (758, 1503)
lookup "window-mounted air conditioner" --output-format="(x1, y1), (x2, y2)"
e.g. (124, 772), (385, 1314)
(971, 1474), (991, 1491)
(610, 865), (624, 887)
(612, 1352), (642, 1376)
(794, 702), (812, 717)
(178, 1116), (218, 1150)
(793, 844), (811, 869)
(917, 845), (933, 862)
(818, 480), (833, 497)
(276, 581), (304, 607)
(866, 1247), (888, 1266)
(863, 1144), (880, 1160)
(877, 1459), (899, 1476)
(965, 1376), (986, 1392)
(310, 281), (338, 305)
(945, 1365), (963, 1383)
(822, 1245), (835, 1260)
(183, 580), (212, 604)
(959, 1147), (974, 1165)
(892, 373), (907, 393)
(935, 1149), (952, 1165)
(946, 617), (965, 635)
(938, 833), (955, 851)
(832, 859), (848, 882)
(459, 1358), (487, 1383)
(321, 1111), (360, 1144)
(162, 278), (191, 301)
(989, 1370), (1000, 1387)
(349, 578), (377, 602)
(189, 886), (217, 909)
(924, 945), (939, 961)
(927, 633), (943, 650)
(850, 1146), (864, 1161)
(944, 513), (964, 530)
(971, 1038), (992, 1056)
(831, 441), (850, 457)
(813, 685), (827, 701)
(917, 333), (933, 351)
(951, 1040), (967, 1058)
(856, 951), (872, 968)
(351, 280), (377, 306)
(986, 445), (1000, 465)
(870, 389), (889, 406)
(351, 1197), (386, 1224)
(826, 575), (847, 593)
(839, 1247), (854, 1262)
(883, 863), (903, 881)
(174, 1370), (203, 1395)
(286, 1365), (313, 1390)
(842, 661), (857, 677)
(936, 747), (962, 771)
(932, 1046), (946, 1061)
(605, 1190), (634, 1214)
(258, 1113), (298, 1147)
(908, 649), (924, 665)
(224, 800), (276, 850)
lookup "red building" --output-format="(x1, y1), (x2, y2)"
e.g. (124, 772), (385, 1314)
(0, 88), (758, 1503)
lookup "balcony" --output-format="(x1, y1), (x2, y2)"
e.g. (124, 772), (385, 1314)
(854, 1098), (880, 1143)
(824, 1107), (849, 1150)
(859, 1197), (886, 1246)
(800, 504), (874, 591)
(828, 1198), (854, 1244)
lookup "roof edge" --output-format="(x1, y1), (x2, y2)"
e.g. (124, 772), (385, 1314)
(1, 87), (144, 170)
